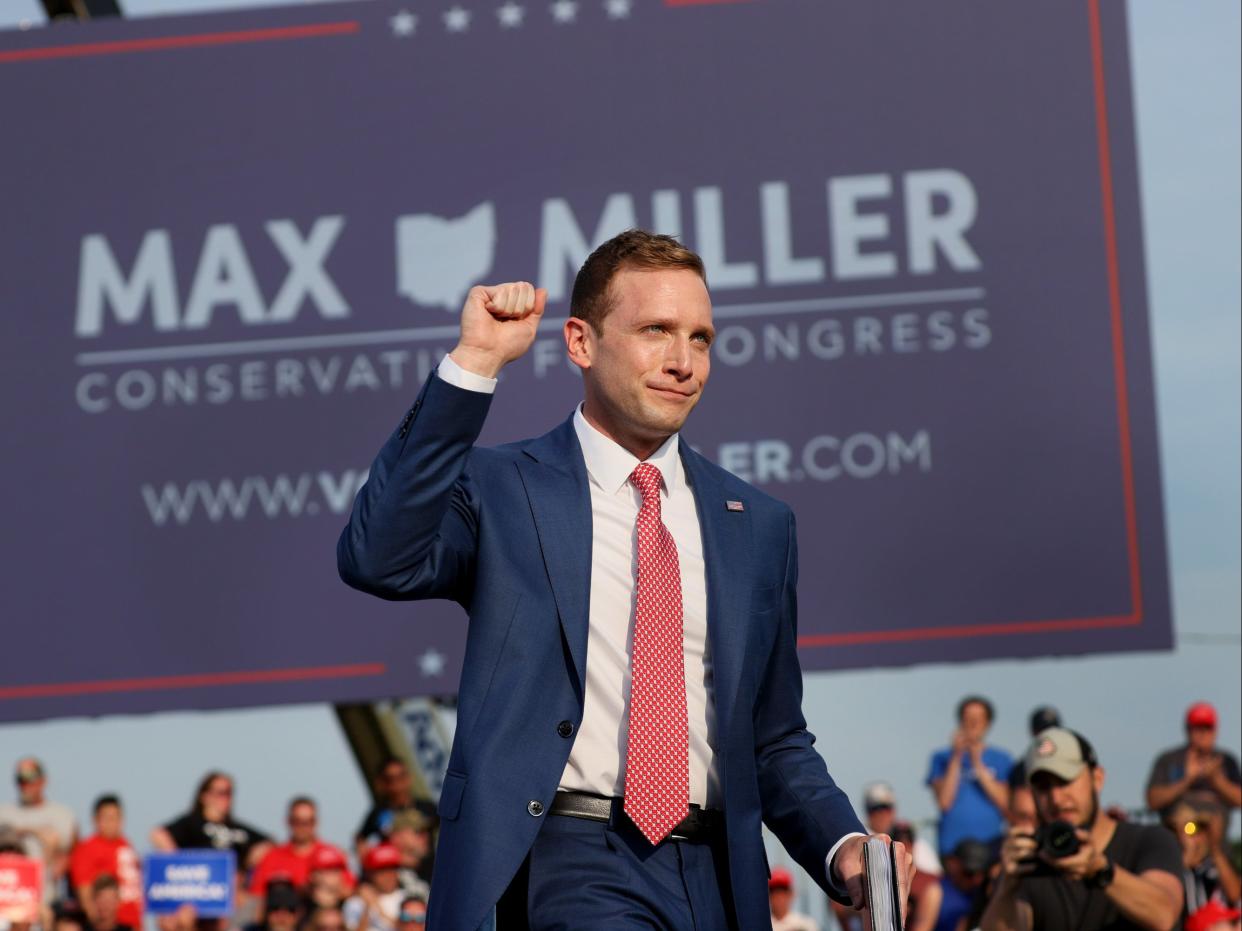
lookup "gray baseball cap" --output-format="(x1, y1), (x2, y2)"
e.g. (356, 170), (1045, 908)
(1025, 727), (1095, 782)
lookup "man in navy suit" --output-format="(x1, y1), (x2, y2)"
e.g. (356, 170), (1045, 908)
(338, 231), (910, 930)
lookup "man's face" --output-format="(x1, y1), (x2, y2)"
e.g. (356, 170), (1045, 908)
(309, 910), (345, 931)
(944, 856), (987, 892)
(96, 888), (120, 921)
(288, 803), (317, 845)
(1009, 786), (1038, 834)
(390, 826), (430, 862)
(959, 702), (991, 744)
(15, 759), (44, 805)
(95, 803), (123, 839)
(379, 764), (411, 804)
(372, 868), (400, 894)
(396, 900), (427, 929)
(309, 868), (347, 900)
(1188, 724), (1216, 754)
(866, 805), (895, 834)
(266, 906), (297, 931)
(768, 888), (792, 919)
(575, 268), (714, 454)
(1030, 765), (1104, 829)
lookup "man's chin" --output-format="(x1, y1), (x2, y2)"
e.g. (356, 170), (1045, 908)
(636, 402), (694, 435)
(652, 412), (692, 437)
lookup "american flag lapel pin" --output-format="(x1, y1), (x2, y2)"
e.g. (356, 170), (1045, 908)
(725, 500), (745, 512)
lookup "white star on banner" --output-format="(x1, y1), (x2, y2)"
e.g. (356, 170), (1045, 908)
(418, 649), (446, 677)
(550, 0), (577, 23)
(389, 10), (417, 36)
(443, 6), (472, 32)
(603, 0), (631, 19)
(497, 1), (525, 27)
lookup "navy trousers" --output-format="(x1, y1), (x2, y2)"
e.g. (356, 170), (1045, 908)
(494, 808), (737, 930)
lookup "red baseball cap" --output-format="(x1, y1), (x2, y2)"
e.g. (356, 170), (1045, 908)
(1185, 900), (1241, 931)
(1186, 702), (1218, 729)
(310, 846), (348, 871)
(768, 868), (794, 891)
(363, 844), (402, 872)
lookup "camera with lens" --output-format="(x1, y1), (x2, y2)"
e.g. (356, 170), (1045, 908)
(1034, 819), (1081, 859)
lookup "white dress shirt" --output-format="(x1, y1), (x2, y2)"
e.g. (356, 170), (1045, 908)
(435, 355), (859, 885)
(561, 402), (720, 807)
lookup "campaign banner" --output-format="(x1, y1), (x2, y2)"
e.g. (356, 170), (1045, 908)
(0, 0), (1170, 722)
(142, 851), (235, 917)
(0, 855), (43, 923)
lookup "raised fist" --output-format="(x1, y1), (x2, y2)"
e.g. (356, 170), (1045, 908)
(451, 281), (548, 379)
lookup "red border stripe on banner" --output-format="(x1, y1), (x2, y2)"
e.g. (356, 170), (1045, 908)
(1088, 0), (1144, 621)
(0, 663), (387, 700)
(800, 614), (1140, 649)
(0, 21), (359, 64)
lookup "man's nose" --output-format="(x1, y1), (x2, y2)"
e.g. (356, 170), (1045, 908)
(1050, 784), (1074, 807)
(664, 337), (692, 377)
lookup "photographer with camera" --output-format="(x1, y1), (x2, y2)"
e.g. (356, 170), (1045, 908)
(981, 728), (1184, 931)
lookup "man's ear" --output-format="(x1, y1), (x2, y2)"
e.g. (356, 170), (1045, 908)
(1092, 766), (1106, 794)
(564, 317), (594, 371)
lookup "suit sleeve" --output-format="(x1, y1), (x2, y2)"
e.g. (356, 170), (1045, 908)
(336, 372), (493, 604)
(752, 509), (866, 901)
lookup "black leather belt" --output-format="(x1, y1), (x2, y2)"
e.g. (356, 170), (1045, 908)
(549, 791), (722, 843)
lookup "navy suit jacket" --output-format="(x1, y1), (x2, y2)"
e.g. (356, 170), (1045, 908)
(338, 373), (864, 931)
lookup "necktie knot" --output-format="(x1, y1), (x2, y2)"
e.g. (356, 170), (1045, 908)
(629, 462), (663, 505)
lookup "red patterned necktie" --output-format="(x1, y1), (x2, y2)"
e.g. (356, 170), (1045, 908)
(623, 462), (689, 845)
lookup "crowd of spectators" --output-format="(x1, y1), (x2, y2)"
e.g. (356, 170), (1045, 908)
(0, 757), (433, 931)
(774, 699), (1241, 931)
(0, 701), (1237, 931)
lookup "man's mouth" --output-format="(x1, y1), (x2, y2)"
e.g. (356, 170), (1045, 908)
(649, 385), (694, 400)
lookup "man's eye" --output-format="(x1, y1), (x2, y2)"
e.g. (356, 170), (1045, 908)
(643, 324), (665, 333)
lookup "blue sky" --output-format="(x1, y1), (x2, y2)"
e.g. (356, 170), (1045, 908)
(0, 2), (1237, 911)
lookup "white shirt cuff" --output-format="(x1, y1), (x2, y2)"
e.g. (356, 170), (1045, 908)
(824, 832), (868, 898)
(438, 353), (498, 394)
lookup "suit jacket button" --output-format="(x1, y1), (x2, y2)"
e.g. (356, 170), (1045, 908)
(527, 800), (545, 817)
(557, 720), (574, 738)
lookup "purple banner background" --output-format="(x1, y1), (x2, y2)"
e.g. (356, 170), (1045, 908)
(0, 0), (1169, 723)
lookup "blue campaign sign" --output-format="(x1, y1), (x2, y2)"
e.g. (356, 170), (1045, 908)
(142, 851), (235, 917)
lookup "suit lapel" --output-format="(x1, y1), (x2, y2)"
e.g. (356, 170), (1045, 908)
(680, 443), (749, 746)
(514, 423), (750, 733)
(516, 417), (592, 695)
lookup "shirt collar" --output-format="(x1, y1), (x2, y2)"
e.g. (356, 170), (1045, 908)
(572, 405), (682, 497)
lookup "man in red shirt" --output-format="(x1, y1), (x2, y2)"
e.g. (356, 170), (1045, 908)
(250, 797), (355, 896)
(69, 795), (141, 929)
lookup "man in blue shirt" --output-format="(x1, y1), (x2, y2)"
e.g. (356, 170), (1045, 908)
(926, 695), (1013, 856)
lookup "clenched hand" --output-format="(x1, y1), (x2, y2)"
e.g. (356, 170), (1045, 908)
(450, 281), (548, 378)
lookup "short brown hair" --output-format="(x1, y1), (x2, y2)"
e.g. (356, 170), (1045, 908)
(570, 229), (706, 333)
(91, 874), (120, 896)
